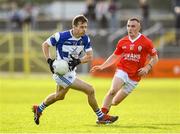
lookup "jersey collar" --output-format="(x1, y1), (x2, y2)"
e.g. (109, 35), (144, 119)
(128, 33), (142, 43)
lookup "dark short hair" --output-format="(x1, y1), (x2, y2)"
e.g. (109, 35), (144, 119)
(128, 17), (141, 23)
(72, 15), (88, 26)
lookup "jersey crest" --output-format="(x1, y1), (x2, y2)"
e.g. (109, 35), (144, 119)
(130, 44), (134, 50)
(138, 45), (142, 52)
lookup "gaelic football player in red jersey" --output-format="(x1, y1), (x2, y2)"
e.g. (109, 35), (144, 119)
(90, 17), (159, 114)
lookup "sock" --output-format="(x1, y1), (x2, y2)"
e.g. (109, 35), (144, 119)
(101, 107), (109, 114)
(95, 109), (104, 119)
(37, 102), (47, 113)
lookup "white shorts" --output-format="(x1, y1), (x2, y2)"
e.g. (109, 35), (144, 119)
(52, 71), (76, 89)
(114, 69), (138, 94)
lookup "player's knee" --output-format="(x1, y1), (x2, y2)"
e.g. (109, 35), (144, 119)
(89, 89), (95, 96)
(86, 85), (95, 96)
(112, 100), (120, 106)
(109, 89), (117, 96)
(55, 93), (65, 100)
(57, 95), (65, 100)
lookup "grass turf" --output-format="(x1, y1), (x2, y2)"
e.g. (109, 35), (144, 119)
(0, 75), (180, 133)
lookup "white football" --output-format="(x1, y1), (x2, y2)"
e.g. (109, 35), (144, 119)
(52, 59), (69, 75)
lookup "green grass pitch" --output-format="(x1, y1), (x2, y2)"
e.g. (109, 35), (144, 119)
(0, 75), (180, 133)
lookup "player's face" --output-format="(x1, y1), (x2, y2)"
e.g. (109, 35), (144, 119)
(73, 22), (88, 38)
(127, 20), (141, 39)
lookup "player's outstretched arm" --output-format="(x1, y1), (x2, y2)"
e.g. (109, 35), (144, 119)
(90, 54), (119, 73)
(90, 65), (102, 73)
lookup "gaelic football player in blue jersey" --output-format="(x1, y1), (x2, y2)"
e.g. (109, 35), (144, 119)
(32, 15), (118, 125)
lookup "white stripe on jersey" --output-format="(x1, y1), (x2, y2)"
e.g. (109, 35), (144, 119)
(85, 48), (92, 52)
(62, 45), (84, 54)
(56, 50), (61, 60)
(87, 36), (90, 43)
(46, 38), (52, 46)
(54, 32), (60, 42)
(46, 32), (60, 46)
(68, 37), (81, 41)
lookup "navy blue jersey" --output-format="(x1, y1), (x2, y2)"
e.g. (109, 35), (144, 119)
(46, 30), (92, 62)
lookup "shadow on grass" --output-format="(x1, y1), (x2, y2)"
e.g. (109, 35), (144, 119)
(86, 123), (180, 130)
(93, 125), (165, 130)
(151, 123), (180, 126)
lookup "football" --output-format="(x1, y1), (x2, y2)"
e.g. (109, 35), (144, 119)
(52, 59), (69, 75)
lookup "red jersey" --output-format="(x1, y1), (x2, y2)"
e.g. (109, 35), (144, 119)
(114, 33), (157, 82)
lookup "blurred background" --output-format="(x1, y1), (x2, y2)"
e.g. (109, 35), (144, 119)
(0, 0), (180, 78)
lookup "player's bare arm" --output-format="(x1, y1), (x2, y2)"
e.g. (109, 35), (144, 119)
(42, 42), (51, 60)
(148, 54), (159, 69)
(80, 51), (93, 63)
(90, 54), (119, 73)
(138, 54), (159, 76)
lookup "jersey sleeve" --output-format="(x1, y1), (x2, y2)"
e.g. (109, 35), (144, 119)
(146, 40), (157, 56)
(84, 36), (92, 52)
(45, 32), (60, 46)
(114, 40), (123, 55)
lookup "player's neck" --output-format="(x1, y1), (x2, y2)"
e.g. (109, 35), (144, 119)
(129, 34), (138, 40)
(128, 33), (141, 42)
(71, 30), (81, 38)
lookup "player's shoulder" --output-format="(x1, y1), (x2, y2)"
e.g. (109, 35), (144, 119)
(81, 34), (90, 42)
(82, 34), (89, 39)
(59, 30), (71, 37)
(117, 36), (129, 44)
(140, 34), (152, 43)
(139, 34), (155, 48)
(56, 30), (72, 41)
